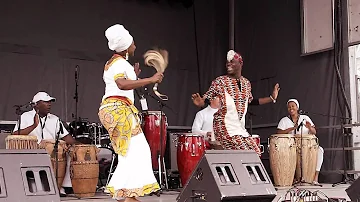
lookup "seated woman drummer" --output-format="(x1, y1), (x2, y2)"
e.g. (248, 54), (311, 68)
(276, 99), (324, 185)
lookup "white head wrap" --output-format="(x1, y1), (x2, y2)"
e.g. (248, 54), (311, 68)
(105, 24), (133, 52)
(287, 99), (299, 109)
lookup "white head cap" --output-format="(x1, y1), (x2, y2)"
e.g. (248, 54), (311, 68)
(287, 98), (299, 109)
(32, 92), (56, 103)
(227, 50), (243, 62)
(105, 24), (133, 53)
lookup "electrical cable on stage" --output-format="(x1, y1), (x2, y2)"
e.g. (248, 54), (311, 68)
(276, 187), (345, 202)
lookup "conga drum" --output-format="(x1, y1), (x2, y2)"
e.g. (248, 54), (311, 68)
(38, 140), (67, 189)
(69, 144), (99, 198)
(6, 135), (38, 149)
(142, 111), (167, 170)
(176, 133), (205, 187)
(294, 134), (318, 183)
(268, 134), (297, 186)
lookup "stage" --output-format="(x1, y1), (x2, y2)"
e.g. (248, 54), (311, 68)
(60, 184), (351, 202)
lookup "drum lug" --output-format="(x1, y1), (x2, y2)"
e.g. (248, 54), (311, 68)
(173, 138), (178, 147)
(155, 120), (160, 127)
(191, 144), (196, 157)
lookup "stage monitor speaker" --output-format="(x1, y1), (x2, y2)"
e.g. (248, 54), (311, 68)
(0, 149), (60, 202)
(345, 177), (360, 202)
(176, 150), (277, 202)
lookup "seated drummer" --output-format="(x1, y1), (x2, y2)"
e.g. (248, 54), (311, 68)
(191, 96), (221, 149)
(276, 99), (324, 185)
(13, 91), (78, 196)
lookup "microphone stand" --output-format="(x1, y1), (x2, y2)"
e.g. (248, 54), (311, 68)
(73, 65), (79, 138)
(144, 90), (173, 195)
(53, 119), (62, 191)
(300, 111), (354, 187)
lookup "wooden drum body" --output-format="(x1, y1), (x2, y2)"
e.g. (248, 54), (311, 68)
(39, 140), (68, 189)
(294, 134), (318, 183)
(5, 135), (38, 149)
(70, 144), (99, 198)
(268, 134), (297, 187)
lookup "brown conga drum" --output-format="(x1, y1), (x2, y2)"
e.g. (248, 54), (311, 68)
(268, 134), (297, 187)
(39, 139), (68, 189)
(6, 135), (38, 149)
(69, 144), (99, 198)
(294, 134), (318, 183)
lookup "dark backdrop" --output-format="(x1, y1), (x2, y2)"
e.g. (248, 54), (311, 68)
(0, 0), (346, 182)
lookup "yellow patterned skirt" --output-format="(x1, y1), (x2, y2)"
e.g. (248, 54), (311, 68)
(98, 97), (160, 199)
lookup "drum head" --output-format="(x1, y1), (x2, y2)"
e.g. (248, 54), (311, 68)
(294, 134), (316, 138)
(147, 111), (166, 115)
(177, 133), (203, 137)
(271, 134), (294, 138)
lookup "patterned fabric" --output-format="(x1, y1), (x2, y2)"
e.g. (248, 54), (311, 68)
(217, 132), (261, 155)
(107, 182), (160, 198)
(203, 75), (261, 155)
(98, 96), (142, 157)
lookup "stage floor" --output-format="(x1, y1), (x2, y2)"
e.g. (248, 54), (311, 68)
(60, 184), (351, 202)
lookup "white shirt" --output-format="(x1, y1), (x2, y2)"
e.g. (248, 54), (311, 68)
(13, 109), (68, 143)
(277, 114), (315, 134)
(192, 106), (219, 138)
(102, 58), (137, 103)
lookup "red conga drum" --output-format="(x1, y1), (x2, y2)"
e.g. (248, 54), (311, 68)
(176, 133), (205, 187)
(142, 111), (167, 170)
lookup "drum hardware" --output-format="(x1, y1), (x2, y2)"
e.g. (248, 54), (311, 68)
(96, 145), (117, 190)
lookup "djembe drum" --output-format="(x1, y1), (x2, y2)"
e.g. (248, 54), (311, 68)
(39, 139), (68, 189)
(69, 144), (99, 198)
(5, 135), (38, 149)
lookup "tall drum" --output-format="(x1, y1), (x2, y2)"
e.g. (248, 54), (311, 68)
(69, 144), (99, 198)
(294, 134), (318, 183)
(268, 134), (297, 187)
(5, 135), (38, 149)
(142, 111), (167, 170)
(176, 133), (205, 187)
(39, 139), (68, 189)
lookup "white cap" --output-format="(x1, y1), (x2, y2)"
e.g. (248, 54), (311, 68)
(105, 24), (133, 52)
(32, 92), (56, 103)
(287, 98), (299, 109)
